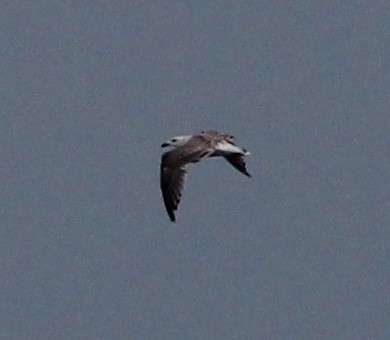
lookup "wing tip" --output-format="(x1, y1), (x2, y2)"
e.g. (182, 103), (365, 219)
(164, 204), (177, 222)
(169, 213), (176, 222)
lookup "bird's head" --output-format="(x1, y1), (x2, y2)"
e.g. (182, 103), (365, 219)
(161, 135), (192, 148)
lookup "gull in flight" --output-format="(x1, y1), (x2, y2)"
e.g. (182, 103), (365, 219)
(160, 130), (251, 222)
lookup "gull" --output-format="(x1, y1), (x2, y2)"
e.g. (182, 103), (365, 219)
(160, 130), (251, 222)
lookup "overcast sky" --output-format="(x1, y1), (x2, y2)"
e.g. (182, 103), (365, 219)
(1, 1), (389, 339)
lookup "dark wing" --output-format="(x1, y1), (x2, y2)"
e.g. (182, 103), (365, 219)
(223, 153), (251, 177)
(160, 138), (213, 222)
(160, 158), (187, 222)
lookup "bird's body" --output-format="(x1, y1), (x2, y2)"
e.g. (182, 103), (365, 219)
(160, 130), (251, 222)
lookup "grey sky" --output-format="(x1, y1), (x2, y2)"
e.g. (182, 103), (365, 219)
(1, 1), (389, 339)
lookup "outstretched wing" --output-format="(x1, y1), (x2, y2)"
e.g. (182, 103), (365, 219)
(160, 138), (213, 222)
(160, 160), (187, 222)
(223, 153), (251, 177)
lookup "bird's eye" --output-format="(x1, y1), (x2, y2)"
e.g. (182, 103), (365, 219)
(172, 138), (177, 142)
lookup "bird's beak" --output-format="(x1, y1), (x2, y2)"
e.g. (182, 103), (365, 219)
(161, 142), (170, 148)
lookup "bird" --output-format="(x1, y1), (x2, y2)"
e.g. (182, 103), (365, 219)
(160, 130), (251, 222)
